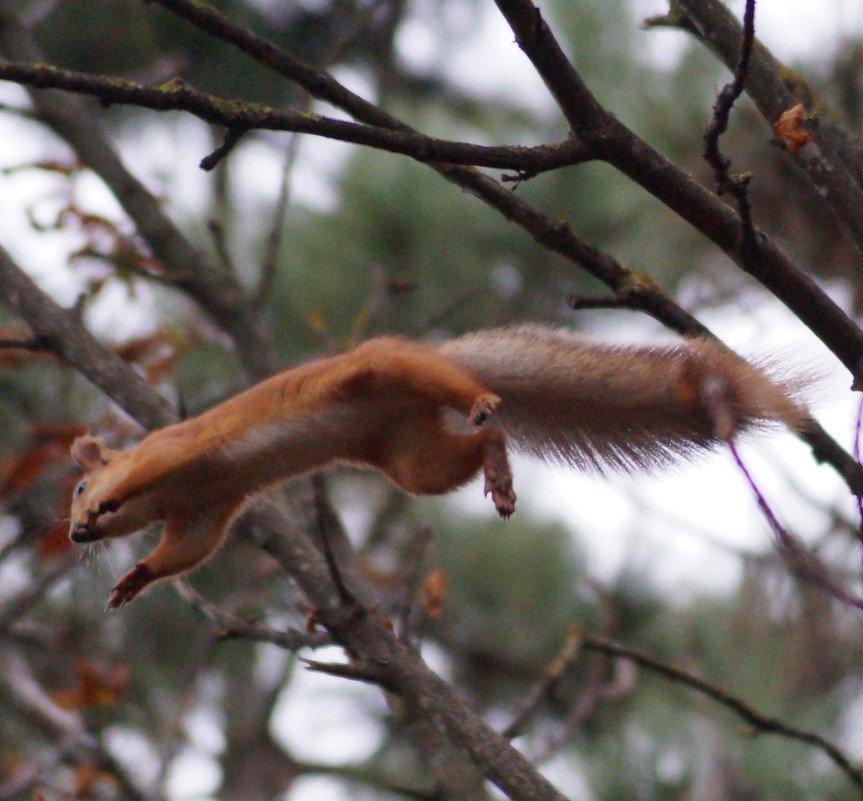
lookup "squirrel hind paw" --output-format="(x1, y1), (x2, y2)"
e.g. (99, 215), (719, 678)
(481, 434), (516, 518)
(486, 479), (516, 519)
(470, 393), (500, 426)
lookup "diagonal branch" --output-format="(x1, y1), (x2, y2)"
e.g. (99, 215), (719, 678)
(2, 0), (861, 498)
(0, 246), (571, 801)
(580, 632), (863, 795)
(0, 244), (176, 430)
(491, 0), (863, 390)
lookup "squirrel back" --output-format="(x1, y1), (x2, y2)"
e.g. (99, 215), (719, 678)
(439, 325), (810, 472)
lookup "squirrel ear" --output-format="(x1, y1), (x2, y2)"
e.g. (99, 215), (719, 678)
(71, 435), (111, 471)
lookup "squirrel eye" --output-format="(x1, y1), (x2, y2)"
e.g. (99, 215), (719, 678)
(73, 479), (88, 498)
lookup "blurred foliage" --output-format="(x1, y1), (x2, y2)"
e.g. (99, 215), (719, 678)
(3, 0), (863, 800)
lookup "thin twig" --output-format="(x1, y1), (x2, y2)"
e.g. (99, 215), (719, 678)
(702, 0), (758, 263)
(397, 523), (434, 644)
(0, 336), (46, 350)
(302, 656), (392, 688)
(670, 0), (863, 262)
(502, 628), (584, 740)
(579, 633), (863, 795)
(255, 133), (302, 309)
(854, 396), (863, 572)
(200, 126), (247, 171)
(0, 553), (77, 638)
(703, 0), (756, 191)
(175, 581), (333, 650)
(728, 439), (863, 613)
(0, 10), (278, 380)
(312, 474), (357, 606)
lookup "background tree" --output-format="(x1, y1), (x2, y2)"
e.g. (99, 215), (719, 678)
(2, 1), (863, 799)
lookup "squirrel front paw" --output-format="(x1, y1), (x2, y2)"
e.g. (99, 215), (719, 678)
(85, 497), (122, 528)
(107, 563), (155, 609)
(469, 393), (500, 426)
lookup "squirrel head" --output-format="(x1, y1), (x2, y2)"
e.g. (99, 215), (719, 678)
(69, 435), (145, 544)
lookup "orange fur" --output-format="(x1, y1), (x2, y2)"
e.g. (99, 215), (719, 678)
(69, 327), (810, 607)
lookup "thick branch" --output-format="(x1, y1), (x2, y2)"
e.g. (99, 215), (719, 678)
(142, 0), (708, 329)
(3, 1), (861, 497)
(147, 0), (863, 405)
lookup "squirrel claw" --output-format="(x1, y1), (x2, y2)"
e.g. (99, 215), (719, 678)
(107, 563), (154, 609)
(485, 477), (516, 519)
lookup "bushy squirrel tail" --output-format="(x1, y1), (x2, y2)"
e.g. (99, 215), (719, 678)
(439, 325), (812, 473)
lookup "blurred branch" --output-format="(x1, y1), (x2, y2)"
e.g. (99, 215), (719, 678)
(0, 335), (45, 350)
(238, 498), (571, 801)
(580, 632), (863, 795)
(729, 437), (863, 613)
(0, 552), (77, 639)
(0, 244), (176, 430)
(502, 627), (585, 741)
(0, 10), (277, 381)
(486, 0), (863, 497)
(656, 0), (863, 260)
(0, 236), (572, 799)
(0, 651), (151, 801)
(254, 137), (299, 309)
(144, 0), (711, 337)
(290, 759), (438, 801)
(397, 523), (434, 644)
(175, 581), (333, 650)
(145, 0), (863, 513)
(3, 0), (859, 498)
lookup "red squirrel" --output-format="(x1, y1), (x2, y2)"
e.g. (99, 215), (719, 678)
(68, 325), (809, 608)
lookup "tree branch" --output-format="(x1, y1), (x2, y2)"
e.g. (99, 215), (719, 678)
(3, 1), (860, 499)
(0, 242), (572, 801)
(0, 244), (176, 430)
(0, 62), (592, 175)
(0, 10), (277, 381)
(0, 651), (150, 801)
(667, 0), (863, 260)
(174, 581), (333, 650)
(491, 0), (863, 390)
(580, 632), (863, 795)
(486, 0), (863, 498)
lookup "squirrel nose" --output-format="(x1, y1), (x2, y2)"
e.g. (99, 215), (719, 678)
(70, 523), (101, 543)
